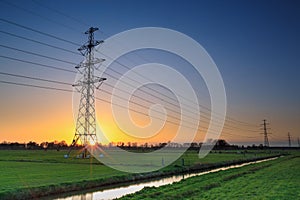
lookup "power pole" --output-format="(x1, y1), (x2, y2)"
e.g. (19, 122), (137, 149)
(67, 27), (106, 158)
(288, 132), (291, 147)
(298, 137), (300, 148)
(260, 119), (270, 147)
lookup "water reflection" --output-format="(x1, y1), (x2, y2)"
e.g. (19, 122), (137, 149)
(56, 157), (278, 200)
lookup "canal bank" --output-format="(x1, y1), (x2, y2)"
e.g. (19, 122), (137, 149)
(54, 156), (280, 199)
(2, 154), (281, 200)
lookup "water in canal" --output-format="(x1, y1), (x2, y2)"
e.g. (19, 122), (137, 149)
(55, 157), (278, 200)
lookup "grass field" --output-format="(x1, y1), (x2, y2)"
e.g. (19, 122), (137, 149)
(0, 149), (283, 199)
(120, 152), (300, 200)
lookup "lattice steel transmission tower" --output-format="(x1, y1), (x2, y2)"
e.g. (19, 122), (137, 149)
(288, 132), (291, 147)
(68, 27), (106, 158)
(260, 119), (271, 147)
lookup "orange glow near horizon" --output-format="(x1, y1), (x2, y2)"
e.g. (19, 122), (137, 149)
(96, 100), (180, 145)
(0, 89), (75, 144)
(0, 85), (295, 146)
(0, 91), (258, 145)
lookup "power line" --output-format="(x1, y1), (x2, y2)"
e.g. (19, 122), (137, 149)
(269, 134), (286, 141)
(78, 65), (257, 132)
(100, 70), (258, 132)
(100, 64), (252, 130)
(0, 45), (251, 134)
(220, 131), (259, 139)
(98, 65), (259, 132)
(101, 83), (206, 129)
(31, 0), (90, 27)
(1, 13), (258, 127)
(0, 71), (71, 86)
(0, 18), (81, 46)
(96, 94), (259, 138)
(0, 14), (262, 140)
(96, 32), (258, 128)
(0, 77), (193, 130)
(97, 50), (258, 128)
(0, 18), (258, 131)
(1, 0), (82, 32)
(0, 55), (76, 73)
(99, 74), (260, 133)
(0, 44), (77, 65)
(0, 76), (240, 137)
(97, 84), (258, 136)
(1, 17), (257, 128)
(0, 30), (81, 55)
(98, 65), (257, 132)
(2, 52), (258, 134)
(0, 80), (73, 92)
(0, 77), (259, 139)
(99, 87), (198, 128)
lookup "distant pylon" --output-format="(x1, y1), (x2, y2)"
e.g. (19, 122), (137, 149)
(288, 132), (291, 147)
(298, 137), (300, 148)
(260, 119), (271, 147)
(67, 27), (106, 158)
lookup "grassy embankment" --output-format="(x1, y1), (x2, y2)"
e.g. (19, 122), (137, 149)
(0, 149), (281, 199)
(120, 151), (300, 200)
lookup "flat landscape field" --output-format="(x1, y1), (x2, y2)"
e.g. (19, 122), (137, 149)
(121, 152), (300, 200)
(0, 149), (286, 199)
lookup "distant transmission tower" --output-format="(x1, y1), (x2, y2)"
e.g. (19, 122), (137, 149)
(288, 132), (291, 147)
(260, 119), (271, 147)
(67, 27), (106, 158)
(298, 137), (300, 148)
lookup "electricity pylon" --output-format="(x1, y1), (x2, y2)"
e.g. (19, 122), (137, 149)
(260, 119), (271, 147)
(288, 132), (291, 147)
(67, 27), (106, 158)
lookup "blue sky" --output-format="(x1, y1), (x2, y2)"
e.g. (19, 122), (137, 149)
(0, 0), (299, 146)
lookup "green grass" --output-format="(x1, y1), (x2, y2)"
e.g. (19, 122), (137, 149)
(120, 152), (300, 200)
(0, 150), (126, 196)
(0, 149), (281, 199)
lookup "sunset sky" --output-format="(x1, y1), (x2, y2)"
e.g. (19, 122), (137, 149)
(0, 0), (299, 146)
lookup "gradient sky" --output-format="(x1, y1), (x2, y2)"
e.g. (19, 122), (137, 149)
(0, 0), (299, 146)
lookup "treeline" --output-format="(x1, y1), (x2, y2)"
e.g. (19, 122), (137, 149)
(0, 140), (70, 150)
(0, 140), (237, 150)
(1, 139), (277, 151)
(114, 139), (239, 151)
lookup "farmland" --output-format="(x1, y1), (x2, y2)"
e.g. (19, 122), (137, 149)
(120, 152), (300, 199)
(0, 149), (285, 199)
